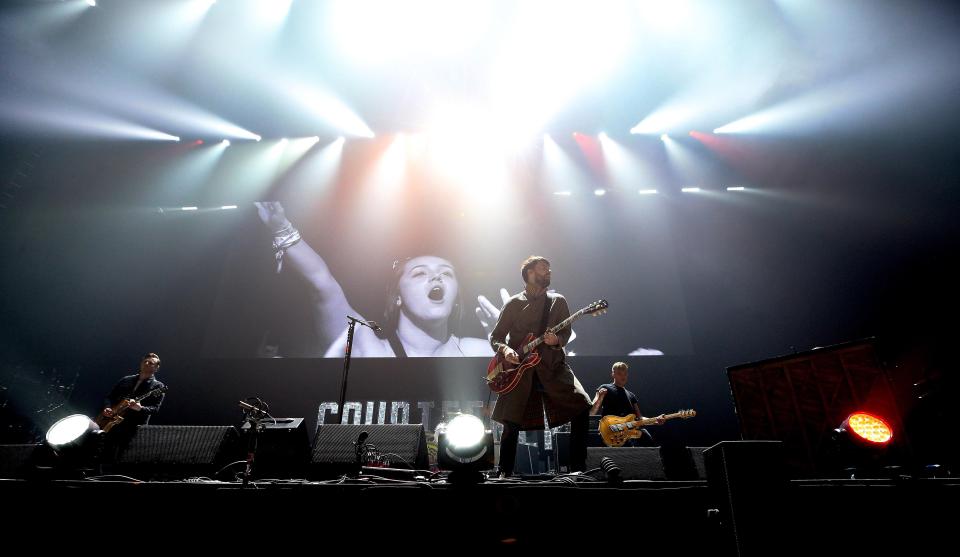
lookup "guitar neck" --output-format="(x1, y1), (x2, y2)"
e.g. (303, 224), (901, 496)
(632, 412), (683, 427)
(521, 308), (588, 353)
(134, 387), (163, 403)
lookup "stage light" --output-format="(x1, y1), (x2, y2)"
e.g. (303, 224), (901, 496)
(437, 413), (494, 483)
(221, 139), (230, 146)
(681, 187), (701, 193)
(639, 189), (658, 195)
(598, 132), (609, 141)
(727, 186), (745, 191)
(594, 189), (607, 196)
(44, 414), (101, 471)
(840, 412), (893, 446)
(181, 206), (198, 211)
(660, 134), (669, 142)
(281, 84), (375, 138)
(221, 205), (237, 210)
(253, 0), (293, 27)
(85, 0), (96, 7)
(831, 411), (895, 478)
(46, 415), (99, 450)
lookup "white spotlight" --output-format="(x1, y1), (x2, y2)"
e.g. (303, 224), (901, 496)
(598, 132), (609, 141)
(681, 187), (701, 193)
(444, 414), (487, 450)
(594, 189), (607, 196)
(221, 139), (230, 146)
(660, 134), (669, 142)
(46, 415), (98, 448)
(221, 205), (238, 210)
(181, 206), (198, 211)
(85, 0), (96, 6)
(639, 189), (658, 195)
(727, 186), (745, 191)
(253, 135), (262, 142)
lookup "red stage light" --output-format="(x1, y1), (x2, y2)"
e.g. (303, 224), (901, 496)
(843, 412), (893, 445)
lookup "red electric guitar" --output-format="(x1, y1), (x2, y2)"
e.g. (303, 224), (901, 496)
(485, 299), (608, 394)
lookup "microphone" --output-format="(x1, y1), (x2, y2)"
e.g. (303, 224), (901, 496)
(347, 315), (381, 332)
(238, 400), (267, 416)
(600, 456), (622, 484)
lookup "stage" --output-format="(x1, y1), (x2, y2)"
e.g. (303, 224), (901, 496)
(1, 474), (955, 552)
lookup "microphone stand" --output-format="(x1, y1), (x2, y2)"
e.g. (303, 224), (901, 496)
(239, 399), (270, 488)
(337, 316), (381, 424)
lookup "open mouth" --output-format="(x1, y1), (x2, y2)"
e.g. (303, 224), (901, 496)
(428, 285), (444, 301)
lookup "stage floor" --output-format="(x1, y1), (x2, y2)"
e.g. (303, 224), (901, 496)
(2, 475), (956, 552)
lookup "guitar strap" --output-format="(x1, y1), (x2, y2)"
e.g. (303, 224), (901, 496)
(538, 291), (552, 336)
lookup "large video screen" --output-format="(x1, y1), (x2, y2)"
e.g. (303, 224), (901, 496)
(203, 190), (693, 359)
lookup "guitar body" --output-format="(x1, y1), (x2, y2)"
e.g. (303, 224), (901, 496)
(599, 414), (644, 447)
(485, 333), (541, 394)
(95, 400), (131, 433)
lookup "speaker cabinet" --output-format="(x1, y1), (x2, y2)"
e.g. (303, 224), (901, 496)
(240, 417), (310, 479)
(586, 447), (666, 480)
(0, 444), (40, 479)
(704, 441), (787, 557)
(114, 425), (239, 480)
(311, 424), (428, 479)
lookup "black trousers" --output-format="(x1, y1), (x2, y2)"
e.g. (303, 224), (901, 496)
(500, 408), (589, 476)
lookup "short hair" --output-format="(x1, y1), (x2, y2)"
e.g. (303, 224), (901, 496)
(141, 353), (161, 366)
(520, 256), (550, 284)
(611, 361), (628, 373)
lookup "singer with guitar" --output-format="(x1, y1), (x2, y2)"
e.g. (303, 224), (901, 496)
(99, 353), (167, 442)
(592, 361), (665, 446)
(489, 256), (593, 477)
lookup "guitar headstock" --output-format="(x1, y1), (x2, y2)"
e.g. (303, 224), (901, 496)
(585, 299), (609, 316)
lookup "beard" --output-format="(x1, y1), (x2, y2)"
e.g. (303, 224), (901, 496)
(535, 275), (550, 288)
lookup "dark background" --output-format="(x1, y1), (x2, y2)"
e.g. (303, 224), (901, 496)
(1, 1), (958, 456)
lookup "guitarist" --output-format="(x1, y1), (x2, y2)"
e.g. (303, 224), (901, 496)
(591, 362), (664, 446)
(490, 256), (592, 477)
(100, 352), (167, 439)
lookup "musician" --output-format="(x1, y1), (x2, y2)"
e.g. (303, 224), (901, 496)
(591, 361), (664, 445)
(101, 352), (166, 435)
(490, 256), (592, 476)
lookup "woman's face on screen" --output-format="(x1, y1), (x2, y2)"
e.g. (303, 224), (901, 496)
(398, 256), (459, 323)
